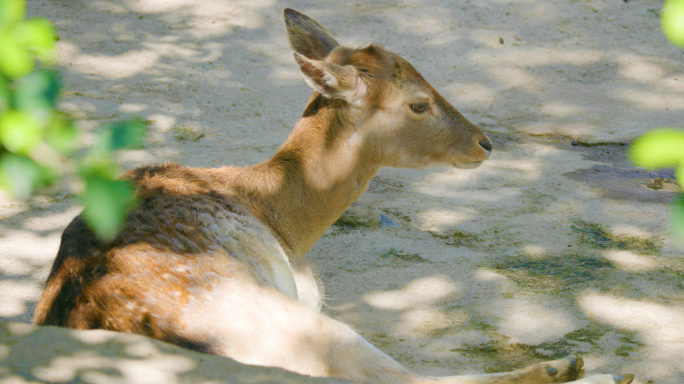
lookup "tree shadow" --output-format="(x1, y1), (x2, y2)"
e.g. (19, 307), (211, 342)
(1, 0), (682, 382)
(0, 321), (349, 383)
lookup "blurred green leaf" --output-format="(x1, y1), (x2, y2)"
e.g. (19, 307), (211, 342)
(14, 69), (60, 112)
(15, 18), (56, 61)
(673, 194), (684, 242)
(45, 112), (78, 154)
(81, 170), (137, 241)
(662, 0), (684, 48)
(0, 0), (25, 25)
(0, 75), (9, 113)
(93, 117), (148, 154)
(0, 152), (53, 199)
(0, 31), (33, 78)
(0, 109), (42, 154)
(628, 128), (684, 171)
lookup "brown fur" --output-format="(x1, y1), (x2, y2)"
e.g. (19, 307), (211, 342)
(33, 9), (629, 384)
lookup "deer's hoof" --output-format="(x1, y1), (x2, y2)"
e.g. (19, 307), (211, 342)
(524, 356), (584, 383)
(614, 374), (635, 384)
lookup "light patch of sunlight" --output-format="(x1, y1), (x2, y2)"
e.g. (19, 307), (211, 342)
(416, 185), (521, 205)
(269, 67), (307, 86)
(6, 322), (37, 336)
(523, 244), (548, 258)
(470, 31), (515, 49)
(59, 42), (160, 79)
(129, 0), (275, 37)
(59, 100), (101, 120)
(125, 339), (162, 358)
(445, 82), (497, 106)
(423, 166), (490, 184)
(603, 250), (660, 273)
(525, 2), (563, 18)
(70, 329), (123, 345)
(148, 113), (177, 133)
(579, 293), (684, 343)
(610, 224), (655, 238)
(33, 353), (196, 384)
(31, 330), (199, 384)
(485, 0), (537, 4)
(88, 1), (128, 13)
(470, 48), (603, 67)
(416, 209), (474, 233)
(616, 54), (667, 82)
(143, 42), (223, 62)
(662, 74), (684, 91)
(415, 166), (525, 199)
(391, 14), (447, 36)
(364, 276), (458, 311)
(474, 269), (509, 283)
(130, 0), (269, 15)
(610, 88), (684, 111)
(0, 281), (41, 318)
(487, 157), (544, 179)
(541, 101), (584, 118)
(116, 355), (197, 382)
(116, 150), (159, 166)
(516, 121), (598, 138)
(495, 298), (582, 344)
(402, 307), (455, 333)
(474, 268), (515, 293)
(488, 66), (540, 89)
(120, 103), (148, 113)
(22, 207), (82, 232)
(429, 32), (461, 46)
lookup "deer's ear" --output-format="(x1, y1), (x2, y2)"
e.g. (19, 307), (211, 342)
(284, 9), (339, 60)
(294, 52), (367, 105)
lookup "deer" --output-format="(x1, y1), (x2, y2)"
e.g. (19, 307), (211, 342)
(33, 9), (633, 384)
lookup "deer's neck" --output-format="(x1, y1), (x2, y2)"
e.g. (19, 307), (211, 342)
(237, 96), (379, 258)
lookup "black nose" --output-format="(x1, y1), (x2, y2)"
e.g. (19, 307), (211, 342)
(479, 139), (493, 153)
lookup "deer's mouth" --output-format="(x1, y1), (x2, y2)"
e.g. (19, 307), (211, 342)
(452, 160), (483, 169)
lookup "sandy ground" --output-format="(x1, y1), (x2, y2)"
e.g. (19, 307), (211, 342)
(2, 0), (683, 383)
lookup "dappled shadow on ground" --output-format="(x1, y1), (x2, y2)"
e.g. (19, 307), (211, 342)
(0, 322), (348, 383)
(312, 134), (683, 381)
(1, 0), (682, 383)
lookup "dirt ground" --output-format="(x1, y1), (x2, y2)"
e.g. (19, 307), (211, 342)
(2, 0), (683, 383)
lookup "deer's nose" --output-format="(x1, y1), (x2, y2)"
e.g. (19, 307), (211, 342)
(479, 139), (493, 154)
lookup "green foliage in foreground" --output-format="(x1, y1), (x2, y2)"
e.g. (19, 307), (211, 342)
(628, 2), (684, 243)
(662, 0), (684, 47)
(0, 0), (145, 240)
(628, 129), (684, 241)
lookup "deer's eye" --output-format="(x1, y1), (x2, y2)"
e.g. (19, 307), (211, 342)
(409, 101), (430, 114)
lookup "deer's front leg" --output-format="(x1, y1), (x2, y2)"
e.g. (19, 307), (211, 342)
(432, 357), (584, 384)
(433, 358), (633, 384)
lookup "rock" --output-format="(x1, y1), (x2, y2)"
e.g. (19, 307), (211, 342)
(0, 321), (350, 384)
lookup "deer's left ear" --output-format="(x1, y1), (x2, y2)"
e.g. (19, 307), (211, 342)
(294, 52), (367, 106)
(285, 8), (339, 60)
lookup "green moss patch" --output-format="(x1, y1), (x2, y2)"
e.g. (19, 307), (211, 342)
(491, 254), (612, 294)
(333, 209), (379, 231)
(430, 230), (481, 247)
(571, 220), (659, 253)
(452, 320), (644, 373)
(380, 249), (427, 263)
(172, 124), (205, 142)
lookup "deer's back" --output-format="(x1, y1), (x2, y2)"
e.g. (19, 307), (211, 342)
(32, 163), (298, 348)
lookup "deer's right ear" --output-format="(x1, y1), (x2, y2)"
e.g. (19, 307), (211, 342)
(284, 9), (339, 60)
(294, 52), (367, 106)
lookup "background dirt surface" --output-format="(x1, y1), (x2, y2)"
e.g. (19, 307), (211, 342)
(2, 0), (683, 383)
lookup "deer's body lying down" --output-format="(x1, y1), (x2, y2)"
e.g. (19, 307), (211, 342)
(34, 9), (632, 384)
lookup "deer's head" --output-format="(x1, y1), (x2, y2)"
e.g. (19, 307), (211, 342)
(285, 9), (492, 169)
